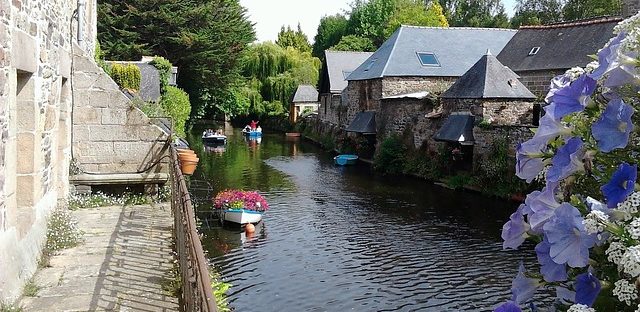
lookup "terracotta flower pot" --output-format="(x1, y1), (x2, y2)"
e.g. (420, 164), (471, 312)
(180, 160), (198, 175)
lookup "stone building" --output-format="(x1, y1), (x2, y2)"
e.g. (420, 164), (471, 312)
(343, 25), (517, 135)
(624, 0), (640, 16)
(108, 56), (179, 103)
(438, 51), (537, 168)
(0, 0), (171, 302)
(318, 50), (373, 127)
(497, 17), (621, 97)
(290, 84), (319, 123)
(0, 0), (96, 301)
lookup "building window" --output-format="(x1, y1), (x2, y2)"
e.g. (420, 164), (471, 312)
(528, 47), (540, 56)
(416, 52), (440, 67)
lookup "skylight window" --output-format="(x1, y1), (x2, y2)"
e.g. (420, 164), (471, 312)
(416, 52), (440, 67)
(342, 71), (352, 79)
(528, 47), (540, 56)
(364, 59), (377, 71)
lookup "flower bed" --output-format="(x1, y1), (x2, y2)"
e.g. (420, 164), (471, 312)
(496, 13), (640, 312)
(213, 190), (269, 212)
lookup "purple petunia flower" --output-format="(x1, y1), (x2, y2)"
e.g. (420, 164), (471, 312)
(575, 271), (601, 307)
(590, 32), (626, 81)
(535, 238), (568, 282)
(516, 138), (547, 183)
(543, 203), (597, 268)
(545, 75), (597, 120)
(511, 263), (540, 304)
(601, 163), (638, 208)
(494, 301), (522, 312)
(524, 181), (560, 232)
(536, 105), (572, 139)
(592, 99), (634, 152)
(546, 137), (585, 182)
(545, 74), (572, 104)
(502, 205), (530, 250)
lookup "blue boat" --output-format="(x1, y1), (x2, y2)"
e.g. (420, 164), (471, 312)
(334, 154), (358, 166)
(242, 129), (262, 137)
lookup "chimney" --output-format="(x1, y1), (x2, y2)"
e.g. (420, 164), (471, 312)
(623, 0), (640, 17)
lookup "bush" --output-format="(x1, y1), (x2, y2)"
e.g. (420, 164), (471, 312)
(374, 136), (407, 175)
(150, 56), (172, 95)
(110, 63), (141, 91)
(161, 86), (192, 137)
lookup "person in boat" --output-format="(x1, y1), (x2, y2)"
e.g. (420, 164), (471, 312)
(243, 125), (251, 132)
(256, 125), (262, 133)
(250, 120), (258, 130)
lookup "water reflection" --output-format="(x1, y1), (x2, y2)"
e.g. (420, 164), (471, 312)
(187, 127), (542, 311)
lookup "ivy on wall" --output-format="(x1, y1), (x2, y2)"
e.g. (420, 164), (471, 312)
(110, 63), (141, 91)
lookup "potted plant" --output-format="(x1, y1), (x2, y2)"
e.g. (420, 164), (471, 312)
(213, 190), (269, 225)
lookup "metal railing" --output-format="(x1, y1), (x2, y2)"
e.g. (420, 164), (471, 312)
(170, 146), (217, 312)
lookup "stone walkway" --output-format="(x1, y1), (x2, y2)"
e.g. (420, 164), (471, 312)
(21, 204), (179, 312)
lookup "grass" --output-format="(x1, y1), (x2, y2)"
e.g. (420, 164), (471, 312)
(0, 302), (24, 312)
(22, 279), (40, 297)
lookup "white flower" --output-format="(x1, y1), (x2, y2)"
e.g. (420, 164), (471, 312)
(565, 66), (586, 80)
(567, 304), (595, 312)
(607, 241), (626, 265)
(583, 210), (608, 234)
(622, 246), (640, 277)
(585, 61), (599, 74)
(614, 279), (639, 306)
(628, 218), (640, 240)
(616, 197), (638, 221)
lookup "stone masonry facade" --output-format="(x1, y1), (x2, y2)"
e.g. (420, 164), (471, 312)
(624, 0), (640, 16)
(517, 69), (565, 98)
(0, 0), (96, 301)
(72, 49), (170, 174)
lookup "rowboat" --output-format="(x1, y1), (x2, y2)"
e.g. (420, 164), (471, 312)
(202, 132), (227, 145)
(220, 209), (264, 224)
(334, 154), (358, 166)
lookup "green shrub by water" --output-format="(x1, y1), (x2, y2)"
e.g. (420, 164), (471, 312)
(374, 136), (407, 175)
(110, 63), (141, 91)
(161, 86), (191, 138)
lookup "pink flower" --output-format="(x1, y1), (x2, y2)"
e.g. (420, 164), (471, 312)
(213, 189), (269, 211)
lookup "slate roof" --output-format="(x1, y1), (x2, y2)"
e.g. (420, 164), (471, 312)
(322, 51), (375, 93)
(497, 17), (621, 72)
(347, 26), (516, 81)
(108, 61), (162, 102)
(442, 51), (536, 99)
(434, 112), (475, 144)
(292, 85), (319, 103)
(346, 111), (376, 134)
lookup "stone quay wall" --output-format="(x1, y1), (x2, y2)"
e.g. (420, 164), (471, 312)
(0, 0), (96, 301)
(71, 49), (170, 174)
(473, 125), (534, 168)
(318, 92), (349, 128)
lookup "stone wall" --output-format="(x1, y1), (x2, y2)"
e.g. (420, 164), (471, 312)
(344, 78), (383, 128)
(624, 0), (640, 16)
(0, 0), (96, 301)
(319, 93), (349, 128)
(72, 48), (170, 174)
(517, 69), (565, 98)
(378, 98), (436, 144)
(380, 76), (454, 98)
(473, 125), (534, 167)
(483, 101), (534, 126)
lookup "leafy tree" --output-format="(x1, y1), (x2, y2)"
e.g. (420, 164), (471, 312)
(330, 35), (377, 52)
(511, 0), (563, 27)
(98, 0), (255, 119)
(238, 42), (320, 117)
(563, 0), (622, 21)
(276, 24), (312, 53)
(443, 0), (511, 27)
(384, 0), (449, 37)
(347, 0), (397, 46)
(312, 14), (349, 58)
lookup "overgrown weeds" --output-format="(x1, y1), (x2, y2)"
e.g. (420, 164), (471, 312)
(40, 208), (84, 267)
(0, 302), (24, 312)
(210, 271), (232, 312)
(22, 279), (40, 297)
(68, 189), (168, 210)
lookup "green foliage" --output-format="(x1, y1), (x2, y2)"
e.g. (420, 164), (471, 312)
(443, 0), (511, 28)
(276, 24), (311, 53)
(374, 136), (407, 175)
(312, 14), (349, 58)
(110, 63), (141, 91)
(330, 35), (377, 52)
(384, 0), (449, 37)
(238, 42), (320, 117)
(150, 56), (172, 95)
(446, 173), (472, 189)
(98, 0), (255, 120)
(95, 40), (111, 75)
(563, 0), (622, 21)
(22, 279), (40, 297)
(511, 0), (563, 27)
(211, 271), (232, 312)
(43, 208), (84, 265)
(348, 0), (397, 46)
(474, 138), (529, 197)
(0, 302), (23, 312)
(161, 86), (192, 137)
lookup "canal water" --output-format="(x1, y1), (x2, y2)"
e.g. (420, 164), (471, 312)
(187, 128), (539, 311)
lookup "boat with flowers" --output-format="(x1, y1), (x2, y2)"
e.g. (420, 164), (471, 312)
(214, 190), (269, 225)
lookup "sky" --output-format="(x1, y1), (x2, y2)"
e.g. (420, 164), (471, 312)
(239, 0), (519, 43)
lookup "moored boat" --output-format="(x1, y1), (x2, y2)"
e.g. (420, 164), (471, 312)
(334, 154), (358, 166)
(242, 128), (262, 137)
(285, 132), (301, 137)
(202, 132), (227, 145)
(221, 208), (264, 224)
